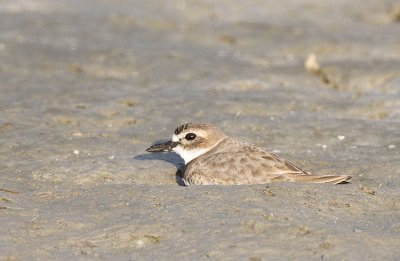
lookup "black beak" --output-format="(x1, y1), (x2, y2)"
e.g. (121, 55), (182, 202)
(146, 140), (178, 152)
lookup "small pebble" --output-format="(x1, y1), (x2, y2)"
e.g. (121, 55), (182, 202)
(305, 53), (320, 73)
(388, 144), (396, 149)
(316, 144), (328, 149)
(72, 132), (83, 137)
(337, 135), (345, 140)
(73, 150), (80, 155)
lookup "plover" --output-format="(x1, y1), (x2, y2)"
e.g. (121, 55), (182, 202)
(146, 122), (351, 185)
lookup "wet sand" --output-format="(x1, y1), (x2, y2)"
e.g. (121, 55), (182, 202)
(1, 0), (400, 260)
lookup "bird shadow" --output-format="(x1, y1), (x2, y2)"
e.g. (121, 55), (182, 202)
(134, 144), (186, 186)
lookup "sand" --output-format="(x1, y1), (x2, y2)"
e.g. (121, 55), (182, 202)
(1, 0), (400, 260)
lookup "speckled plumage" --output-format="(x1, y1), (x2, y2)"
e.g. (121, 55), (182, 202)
(147, 122), (351, 185)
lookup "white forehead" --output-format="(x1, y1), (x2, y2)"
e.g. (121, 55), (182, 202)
(172, 134), (179, 142)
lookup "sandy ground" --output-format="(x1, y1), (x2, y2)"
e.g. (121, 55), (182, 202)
(1, 0), (400, 260)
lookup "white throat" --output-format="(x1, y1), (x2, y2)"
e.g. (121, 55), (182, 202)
(172, 146), (209, 164)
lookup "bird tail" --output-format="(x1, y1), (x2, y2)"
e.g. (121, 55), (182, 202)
(274, 174), (351, 184)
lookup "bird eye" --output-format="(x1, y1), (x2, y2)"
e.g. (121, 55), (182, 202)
(185, 133), (197, 140)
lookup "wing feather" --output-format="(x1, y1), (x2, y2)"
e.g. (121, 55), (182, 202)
(184, 146), (308, 185)
(183, 138), (349, 185)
